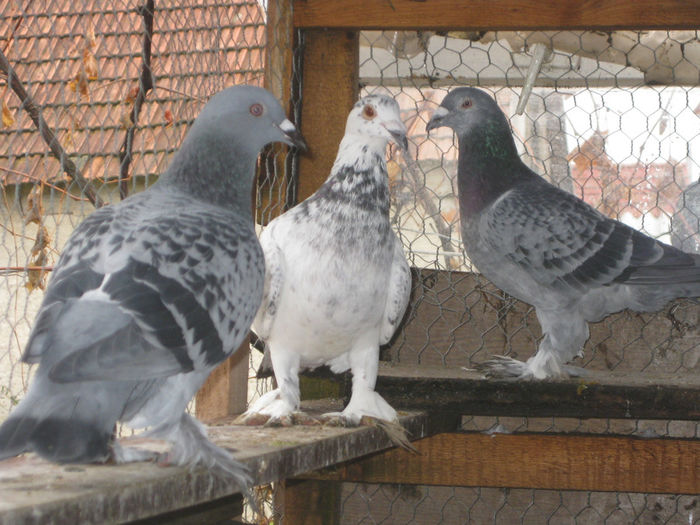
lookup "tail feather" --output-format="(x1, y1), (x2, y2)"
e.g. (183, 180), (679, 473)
(0, 413), (112, 463)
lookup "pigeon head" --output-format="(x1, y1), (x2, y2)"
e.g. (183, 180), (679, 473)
(344, 94), (408, 151)
(426, 87), (510, 136)
(190, 85), (307, 154)
(426, 87), (518, 163)
(163, 85), (306, 208)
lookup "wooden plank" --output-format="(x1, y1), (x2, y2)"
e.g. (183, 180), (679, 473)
(0, 404), (446, 525)
(302, 432), (700, 495)
(376, 363), (700, 420)
(195, 337), (249, 420)
(293, 0), (700, 30)
(297, 29), (359, 202)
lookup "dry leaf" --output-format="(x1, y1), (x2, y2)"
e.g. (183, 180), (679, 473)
(2, 100), (15, 128)
(125, 85), (139, 104)
(25, 250), (49, 292)
(29, 225), (50, 257)
(69, 70), (90, 99)
(164, 109), (174, 127)
(25, 226), (51, 292)
(24, 186), (44, 226)
(120, 110), (134, 129)
(87, 25), (97, 48)
(83, 48), (99, 80)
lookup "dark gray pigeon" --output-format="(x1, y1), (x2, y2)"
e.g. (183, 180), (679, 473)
(427, 87), (700, 379)
(241, 94), (411, 425)
(0, 85), (306, 488)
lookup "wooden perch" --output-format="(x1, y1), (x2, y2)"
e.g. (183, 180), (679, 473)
(0, 50), (104, 208)
(118, 0), (155, 200)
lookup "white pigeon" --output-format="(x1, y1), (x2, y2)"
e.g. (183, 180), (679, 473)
(427, 86), (700, 380)
(243, 94), (411, 425)
(0, 85), (306, 489)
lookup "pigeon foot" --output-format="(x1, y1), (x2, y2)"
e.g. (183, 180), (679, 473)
(475, 355), (536, 379)
(236, 411), (321, 427)
(476, 355), (588, 380)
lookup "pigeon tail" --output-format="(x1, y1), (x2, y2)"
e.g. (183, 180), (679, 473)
(0, 412), (112, 463)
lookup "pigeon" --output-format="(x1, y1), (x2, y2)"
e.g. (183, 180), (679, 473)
(0, 85), (306, 488)
(426, 87), (700, 380)
(242, 94), (411, 426)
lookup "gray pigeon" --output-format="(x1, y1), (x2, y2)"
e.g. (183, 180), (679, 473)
(427, 87), (700, 379)
(0, 85), (306, 488)
(242, 94), (411, 425)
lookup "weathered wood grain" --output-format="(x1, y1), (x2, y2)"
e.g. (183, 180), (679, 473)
(0, 403), (438, 525)
(293, 0), (700, 30)
(375, 363), (700, 420)
(297, 29), (359, 202)
(301, 432), (700, 494)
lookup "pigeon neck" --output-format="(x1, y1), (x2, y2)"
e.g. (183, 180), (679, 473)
(314, 135), (391, 212)
(161, 134), (256, 216)
(457, 124), (522, 216)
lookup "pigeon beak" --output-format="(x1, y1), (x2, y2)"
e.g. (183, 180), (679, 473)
(426, 106), (449, 132)
(277, 119), (308, 151)
(383, 121), (409, 151)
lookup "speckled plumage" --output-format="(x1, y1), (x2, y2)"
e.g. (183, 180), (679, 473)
(0, 85), (305, 488)
(245, 94), (411, 424)
(428, 87), (700, 379)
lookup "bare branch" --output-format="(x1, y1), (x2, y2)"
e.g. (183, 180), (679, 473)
(118, 0), (155, 200)
(0, 49), (105, 208)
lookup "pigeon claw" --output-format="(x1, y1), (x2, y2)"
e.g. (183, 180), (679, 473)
(475, 355), (534, 380)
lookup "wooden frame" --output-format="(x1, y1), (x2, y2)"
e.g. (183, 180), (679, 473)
(293, 0), (700, 30)
(190, 1), (700, 521)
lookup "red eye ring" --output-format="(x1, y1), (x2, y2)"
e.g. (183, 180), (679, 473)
(462, 99), (473, 109)
(250, 103), (264, 117)
(362, 104), (376, 120)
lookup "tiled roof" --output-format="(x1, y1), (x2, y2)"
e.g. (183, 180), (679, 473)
(1, 0), (265, 186)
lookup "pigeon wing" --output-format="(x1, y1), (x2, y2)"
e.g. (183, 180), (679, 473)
(482, 179), (646, 293)
(380, 238), (411, 345)
(252, 224), (286, 340)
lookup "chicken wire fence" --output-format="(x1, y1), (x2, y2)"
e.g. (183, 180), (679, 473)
(0, 2), (699, 523)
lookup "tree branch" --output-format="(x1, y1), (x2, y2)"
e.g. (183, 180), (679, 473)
(118, 0), (155, 199)
(0, 50), (105, 208)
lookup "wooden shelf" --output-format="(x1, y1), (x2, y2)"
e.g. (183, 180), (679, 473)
(299, 432), (700, 495)
(375, 363), (700, 420)
(0, 402), (442, 525)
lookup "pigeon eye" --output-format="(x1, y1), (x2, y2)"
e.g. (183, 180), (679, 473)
(362, 105), (377, 120)
(250, 103), (264, 117)
(462, 99), (473, 109)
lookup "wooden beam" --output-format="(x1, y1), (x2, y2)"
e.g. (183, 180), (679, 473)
(375, 363), (700, 420)
(258, 0), (295, 223)
(301, 432), (700, 495)
(297, 29), (358, 202)
(195, 337), (249, 420)
(277, 480), (342, 525)
(293, 0), (700, 30)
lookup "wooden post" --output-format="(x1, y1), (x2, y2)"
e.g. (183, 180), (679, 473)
(277, 479), (342, 525)
(258, 0), (296, 224)
(195, 336), (250, 421)
(296, 28), (359, 201)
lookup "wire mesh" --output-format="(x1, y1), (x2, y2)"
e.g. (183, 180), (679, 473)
(2, 4), (700, 524)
